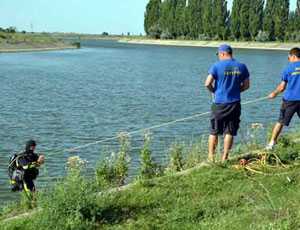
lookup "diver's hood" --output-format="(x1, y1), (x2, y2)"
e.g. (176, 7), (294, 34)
(25, 140), (36, 154)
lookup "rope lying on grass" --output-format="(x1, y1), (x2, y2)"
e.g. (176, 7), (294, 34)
(232, 150), (294, 176)
(64, 96), (269, 153)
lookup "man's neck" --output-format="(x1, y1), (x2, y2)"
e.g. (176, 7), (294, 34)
(220, 56), (232, 61)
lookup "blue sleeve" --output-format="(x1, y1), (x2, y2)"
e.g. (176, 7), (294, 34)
(242, 64), (250, 81)
(281, 68), (289, 82)
(208, 64), (217, 79)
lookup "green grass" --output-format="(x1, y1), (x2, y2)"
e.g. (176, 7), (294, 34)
(0, 32), (74, 49)
(2, 133), (300, 229)
(3, 164), (300, 229)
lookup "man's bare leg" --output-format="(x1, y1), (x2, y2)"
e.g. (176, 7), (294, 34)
(267, 122), (284, 148)
(208, 135), (218, 162)
(222, 134), (234, 162)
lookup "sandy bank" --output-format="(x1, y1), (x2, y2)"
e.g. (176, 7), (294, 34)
(119, 39), (298, 51)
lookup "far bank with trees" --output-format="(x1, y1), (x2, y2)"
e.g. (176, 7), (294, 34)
(144, 0), (300, 42)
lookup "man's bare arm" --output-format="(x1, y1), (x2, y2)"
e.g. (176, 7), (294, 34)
(268, 81), (287, 99)
(240, 78), (250, 92)
(205, 74), (215, 93)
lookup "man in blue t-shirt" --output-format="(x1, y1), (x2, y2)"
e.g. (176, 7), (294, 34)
(205, 44), (250, 162)
(267, 47), (300, 149)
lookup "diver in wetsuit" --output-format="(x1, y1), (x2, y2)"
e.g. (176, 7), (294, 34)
(12, 140), (45, 196)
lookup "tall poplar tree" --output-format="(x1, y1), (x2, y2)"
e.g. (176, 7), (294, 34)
(175, 0), (187, 37)
(230, 0), (242, 40)
(187, 0), (202, 39)
(294, 0), (300, 31)
(144, 0), (162, 37)
(202, 0), (213, 38)
(274, 0), (289, 41)
(159, 0), (174, 38)
(213, 0), (229, 40)
(239, 0), (251, 40)
(264, 0), (276, 41)
(249, 0), (264, 40)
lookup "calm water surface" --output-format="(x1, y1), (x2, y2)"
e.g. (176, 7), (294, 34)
(0, 40), (293, 203)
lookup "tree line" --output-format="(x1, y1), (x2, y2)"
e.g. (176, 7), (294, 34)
(0, 26), (17, 33)
(144, 0), (300, 42)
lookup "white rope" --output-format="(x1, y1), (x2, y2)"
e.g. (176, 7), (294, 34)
(65, 96), (269, 153)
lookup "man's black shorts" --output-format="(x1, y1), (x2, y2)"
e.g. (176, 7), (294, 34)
(210, 102), (241, 136)
(278, 100), (300, 126)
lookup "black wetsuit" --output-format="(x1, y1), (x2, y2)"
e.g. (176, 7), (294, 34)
(17, 151), (39, 192)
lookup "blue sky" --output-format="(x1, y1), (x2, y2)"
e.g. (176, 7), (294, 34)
(0, 0), (297, 35)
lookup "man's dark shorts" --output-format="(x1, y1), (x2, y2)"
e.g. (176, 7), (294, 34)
(210, 102), (241, 136)
(278, 100), (300, 126)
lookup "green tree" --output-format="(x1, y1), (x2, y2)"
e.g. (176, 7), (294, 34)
(274, 0), (289, 41)
(294, 0), (300, 31)
(159, 0), (177, 38)
(187, 0), (203, 39)
(264, 0), (276, 41)
(169, 0), (178, 37)
(240, 0), (251, 40)
(175, 0), (188, 37)
(286, 11), (296, 40)
(202, 0), (213, 38)
(286, 1), (300, 41)
(249, 0), (264, 40)
(144, 0), (162, 38)
(182, 5), (192, 38)
(212, 0), (229, 40)
(230, 0), (241, 40)
(159, 0), (171, 38)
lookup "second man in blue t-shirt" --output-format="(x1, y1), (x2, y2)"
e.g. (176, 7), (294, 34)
(267, 47), (300, 149)
(205, 44), (250, 162)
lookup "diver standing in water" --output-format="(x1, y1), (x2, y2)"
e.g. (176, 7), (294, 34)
(9, 140), (45, 197)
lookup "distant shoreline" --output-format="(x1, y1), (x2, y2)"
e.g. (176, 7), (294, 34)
(0, 46), (77, 54)
(0, 31), (80, 54)
(119, 38), (298, 51)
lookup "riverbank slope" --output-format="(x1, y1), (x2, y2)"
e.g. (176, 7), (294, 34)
(0, 32), (78, 53)
(1, 132), (300, 229)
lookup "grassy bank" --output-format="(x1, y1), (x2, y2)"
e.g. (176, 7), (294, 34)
(119, 38), (299, 51)
(1, 131), (300, 229)
(0, 32), (78, 53)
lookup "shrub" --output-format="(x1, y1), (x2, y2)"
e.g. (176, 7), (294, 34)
(95, 155), (116, 189)
(286, 32), (300, 42)
(138, 132), (163, 180)
(96, 133), (130, 188)
(32, 162), (96, 230)
(198, 34), (211, 41)
(185, 138), (207, 169)
(67, 156), (87, 172)
(115, 133), (131, 186)
(148, 24), (162, 39)
(166, 143), (185, 173)
(160, 30), (173, 40)
(255, 30), (270, 42)
(271, 136), (300, 164)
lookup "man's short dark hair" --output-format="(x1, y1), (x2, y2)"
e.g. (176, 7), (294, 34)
(289, 47), (300, 58)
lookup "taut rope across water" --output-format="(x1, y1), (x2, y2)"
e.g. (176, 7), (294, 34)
(64, 96), (269, 153)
